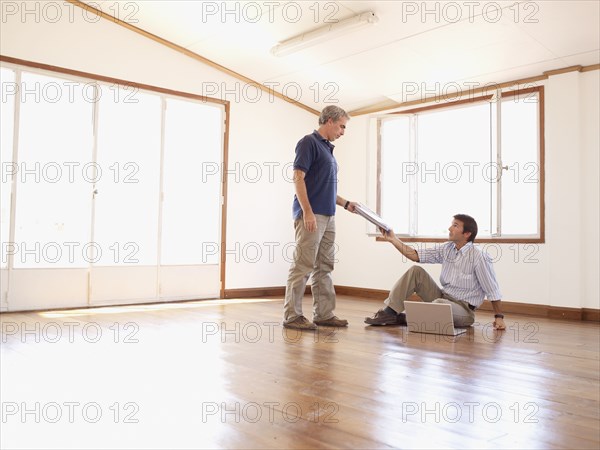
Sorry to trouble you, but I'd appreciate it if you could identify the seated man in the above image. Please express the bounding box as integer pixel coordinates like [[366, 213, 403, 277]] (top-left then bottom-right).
[[365, 214, 506, 330]]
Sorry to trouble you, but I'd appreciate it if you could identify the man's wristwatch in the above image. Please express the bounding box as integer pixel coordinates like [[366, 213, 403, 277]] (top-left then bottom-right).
[[344, 200, 350, 210], [494, 314, 504, 319]]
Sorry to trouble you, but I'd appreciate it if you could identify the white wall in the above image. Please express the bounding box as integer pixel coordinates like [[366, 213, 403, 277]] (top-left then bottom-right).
[[335, 70, 600, 310], [0, 3, 316, 291]]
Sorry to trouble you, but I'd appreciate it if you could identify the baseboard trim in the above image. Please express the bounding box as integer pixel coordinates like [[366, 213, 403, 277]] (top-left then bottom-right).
[[224, 285, 600, 322], [224, 286, 311, 299], [582, 308, 600, 322], [478, 300, 585, 321], [334, 285, 389, 300]]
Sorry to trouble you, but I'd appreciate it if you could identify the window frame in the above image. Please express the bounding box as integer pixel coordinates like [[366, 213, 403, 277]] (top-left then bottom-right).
[[376, 86, 545, 244]]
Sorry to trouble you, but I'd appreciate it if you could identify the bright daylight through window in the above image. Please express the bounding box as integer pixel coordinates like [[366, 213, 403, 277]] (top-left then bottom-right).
[[379, 88, 543, 242]]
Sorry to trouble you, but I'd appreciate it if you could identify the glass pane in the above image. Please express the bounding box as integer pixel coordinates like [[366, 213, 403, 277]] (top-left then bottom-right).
[[501, 94, 539, 235], [13, 72, 93, 268], [161, 98, 222, 265], [1, 68, 16, 268], [380, 117, 410, 234], [417, 102, 492, 237], [94, 85, 161, 266]]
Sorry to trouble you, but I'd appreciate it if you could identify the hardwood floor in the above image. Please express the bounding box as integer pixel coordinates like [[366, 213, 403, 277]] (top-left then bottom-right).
[[1, 296, 599, 449]]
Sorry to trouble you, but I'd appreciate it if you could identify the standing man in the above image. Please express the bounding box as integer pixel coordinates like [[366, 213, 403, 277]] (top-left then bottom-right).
[[283, 106, 356, 330], [364, 214, 506, 330]]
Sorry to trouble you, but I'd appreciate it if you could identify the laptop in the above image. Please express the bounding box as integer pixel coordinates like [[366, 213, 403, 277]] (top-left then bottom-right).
[[404, 301, 467, 336]]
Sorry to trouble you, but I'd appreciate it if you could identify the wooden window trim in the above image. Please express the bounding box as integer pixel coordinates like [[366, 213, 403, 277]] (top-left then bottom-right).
[[375, 237, 544, 244], [0, 55, 227, 105]]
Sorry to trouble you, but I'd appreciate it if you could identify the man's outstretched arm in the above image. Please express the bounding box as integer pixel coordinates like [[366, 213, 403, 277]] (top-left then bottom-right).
[[379, 228, 419, 262], [336, 195, 357, 213]]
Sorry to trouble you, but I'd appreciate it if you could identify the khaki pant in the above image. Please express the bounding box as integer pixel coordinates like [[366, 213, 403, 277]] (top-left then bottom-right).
[[385, 266, 475, 327], [284, 215, 336, 323]]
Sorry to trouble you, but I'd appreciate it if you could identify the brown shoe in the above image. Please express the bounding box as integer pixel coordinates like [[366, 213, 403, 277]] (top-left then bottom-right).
[[283, 315, 318, 330], [364, 309, 407, 326], [313, 316, 349, 327]]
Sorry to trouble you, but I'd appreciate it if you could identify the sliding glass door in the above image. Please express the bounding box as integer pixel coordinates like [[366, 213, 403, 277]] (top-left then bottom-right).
[[89, 85, 162, 305], [7, 71, 93, 310], [1, 65, 225, 311], [159, 98, 222, 300], [1, 67, 16, 309]]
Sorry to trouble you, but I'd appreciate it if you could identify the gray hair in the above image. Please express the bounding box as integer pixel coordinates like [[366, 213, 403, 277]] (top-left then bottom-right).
[[318, 105, 350, 125]]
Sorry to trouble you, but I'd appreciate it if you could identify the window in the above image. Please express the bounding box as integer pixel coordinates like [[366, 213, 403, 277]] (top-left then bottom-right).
[[161, 97, 223, 265], [378, 87, 544, 242], [93, 84, 162, 266], [0, 60, 226, 309], [12, 71, 94, 268], [1, 65, 225, 269]]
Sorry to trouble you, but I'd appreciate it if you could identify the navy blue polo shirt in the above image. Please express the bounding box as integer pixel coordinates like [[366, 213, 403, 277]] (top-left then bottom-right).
[[292, 130, 338, 220]]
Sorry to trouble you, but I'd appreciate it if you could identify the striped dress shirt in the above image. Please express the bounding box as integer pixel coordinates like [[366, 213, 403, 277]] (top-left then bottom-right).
[[418, 242, 502, 308]]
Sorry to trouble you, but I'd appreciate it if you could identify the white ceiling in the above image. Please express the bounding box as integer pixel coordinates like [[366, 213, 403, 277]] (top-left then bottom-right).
[[87, 0, 599, 114]]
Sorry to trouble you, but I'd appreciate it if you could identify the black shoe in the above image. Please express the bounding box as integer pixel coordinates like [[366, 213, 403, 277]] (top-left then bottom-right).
[[364, 309, 407, 326]]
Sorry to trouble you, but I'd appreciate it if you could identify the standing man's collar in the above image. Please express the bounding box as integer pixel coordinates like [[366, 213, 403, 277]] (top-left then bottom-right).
[[313, 130, 335, 150]]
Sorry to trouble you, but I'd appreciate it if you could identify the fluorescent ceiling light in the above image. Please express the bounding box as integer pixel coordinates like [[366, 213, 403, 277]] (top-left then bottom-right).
[[271, 11, 378, 57]]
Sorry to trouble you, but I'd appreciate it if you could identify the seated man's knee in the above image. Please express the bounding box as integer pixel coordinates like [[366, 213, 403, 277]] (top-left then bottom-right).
[[406, 266, 426, 276]]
